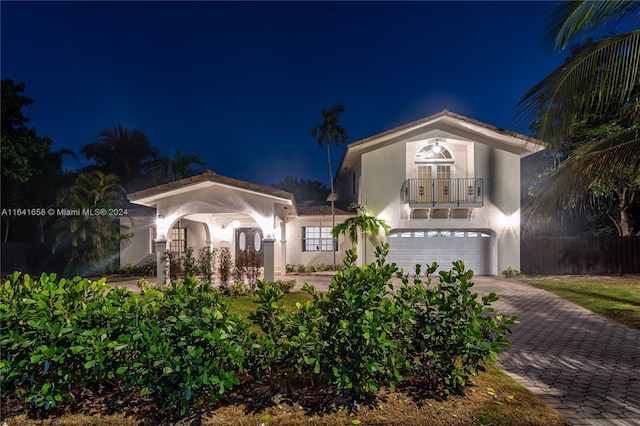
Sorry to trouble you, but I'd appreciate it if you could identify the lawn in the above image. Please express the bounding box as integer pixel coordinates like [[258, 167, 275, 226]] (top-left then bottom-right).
[[230, 291, 313, 321], [520, 275, 640, 329], [3, 289, 570, 426]]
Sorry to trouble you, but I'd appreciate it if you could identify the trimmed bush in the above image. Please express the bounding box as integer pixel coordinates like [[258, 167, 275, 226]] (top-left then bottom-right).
[[248, 245, 517, 395], [0, 272, 251, 415], [1, 246, 516, 416]]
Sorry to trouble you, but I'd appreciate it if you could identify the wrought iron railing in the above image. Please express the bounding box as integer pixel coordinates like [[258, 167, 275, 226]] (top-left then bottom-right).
[[400, 178, 484, 207]]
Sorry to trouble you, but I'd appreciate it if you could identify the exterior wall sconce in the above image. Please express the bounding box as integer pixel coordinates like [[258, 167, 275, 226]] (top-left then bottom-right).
[[157, 212, 165, 219]]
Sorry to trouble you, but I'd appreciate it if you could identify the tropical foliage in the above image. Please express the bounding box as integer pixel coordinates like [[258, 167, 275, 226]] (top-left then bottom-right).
[[153, 149, 207, 184], [518, 0, 640, 236], [332, 202, 390, 263], [0, 247, 515, 417], [81, 124, 159, 191], [54, 170, 129, 276]]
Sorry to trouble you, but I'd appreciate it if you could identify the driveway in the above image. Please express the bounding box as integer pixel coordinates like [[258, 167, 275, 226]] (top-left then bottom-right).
[[472, 276, 640, 426]]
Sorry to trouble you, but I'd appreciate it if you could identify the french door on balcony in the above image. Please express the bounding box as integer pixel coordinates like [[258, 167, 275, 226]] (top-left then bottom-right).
[[416, 164, 452, 203]]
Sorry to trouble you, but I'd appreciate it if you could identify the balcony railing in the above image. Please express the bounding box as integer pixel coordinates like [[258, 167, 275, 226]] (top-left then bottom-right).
[[400, 178, 484, 207]]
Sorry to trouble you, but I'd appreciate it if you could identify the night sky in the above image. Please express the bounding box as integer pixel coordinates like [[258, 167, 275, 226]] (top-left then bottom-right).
[[2, 1, 565, 188]]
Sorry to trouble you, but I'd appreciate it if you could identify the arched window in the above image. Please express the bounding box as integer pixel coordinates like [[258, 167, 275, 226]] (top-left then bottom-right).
[[415, 143, 452, 161]]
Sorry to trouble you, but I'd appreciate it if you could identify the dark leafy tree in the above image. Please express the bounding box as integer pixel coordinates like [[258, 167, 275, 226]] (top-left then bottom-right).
[[1, 78, 52, 183], [81, 124, 159, 191], [271, 176, 330, 201], [311, 104, 347, 268], [1, 78, 77, 247]]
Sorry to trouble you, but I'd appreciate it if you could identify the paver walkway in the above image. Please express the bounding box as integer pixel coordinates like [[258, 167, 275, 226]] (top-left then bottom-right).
[[112, 274, 640, 425], [472, 276, 640, 426]]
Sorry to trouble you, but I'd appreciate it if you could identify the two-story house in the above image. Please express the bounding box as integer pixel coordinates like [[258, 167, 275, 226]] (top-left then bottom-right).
[[121, 110, 544, 283], [333, 110, 544, 275]]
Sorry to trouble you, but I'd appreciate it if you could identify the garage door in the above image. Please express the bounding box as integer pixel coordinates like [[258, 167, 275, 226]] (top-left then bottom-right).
[[386, 230, 494, 275]]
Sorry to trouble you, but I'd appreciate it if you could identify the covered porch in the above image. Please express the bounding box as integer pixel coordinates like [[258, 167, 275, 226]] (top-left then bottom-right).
[[126, 171, 297, 285]]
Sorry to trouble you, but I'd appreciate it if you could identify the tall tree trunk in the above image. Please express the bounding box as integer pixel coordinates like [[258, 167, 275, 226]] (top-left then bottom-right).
[[610, 185, 635, 236], [619, 206, 631, 236]]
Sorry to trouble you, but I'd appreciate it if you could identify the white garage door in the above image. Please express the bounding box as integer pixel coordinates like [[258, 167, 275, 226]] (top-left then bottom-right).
[[386, 230, 494, 275]]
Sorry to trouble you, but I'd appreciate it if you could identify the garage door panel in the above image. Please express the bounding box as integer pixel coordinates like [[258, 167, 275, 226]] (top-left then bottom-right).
[[387, 230, 493, 275]]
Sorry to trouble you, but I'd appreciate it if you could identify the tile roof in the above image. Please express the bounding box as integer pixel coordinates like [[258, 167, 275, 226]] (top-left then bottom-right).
[[127, 170, 295, 203], [297, 200, 354, 216], [346, 109, 546, 150]]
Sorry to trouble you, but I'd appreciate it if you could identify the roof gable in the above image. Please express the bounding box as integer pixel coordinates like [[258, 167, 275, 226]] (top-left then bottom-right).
[[337, 110, 546, 174], [128, 170, 296, 209]]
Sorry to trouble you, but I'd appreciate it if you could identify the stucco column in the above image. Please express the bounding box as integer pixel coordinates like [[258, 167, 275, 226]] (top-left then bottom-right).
[[279, 221, 287, 276], [263, 238, 275, 282], [155, 239, 168, 285]]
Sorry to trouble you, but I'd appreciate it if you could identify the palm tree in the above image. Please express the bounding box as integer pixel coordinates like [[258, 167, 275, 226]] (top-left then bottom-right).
[[54, 170, 129, 276], [332, 203, 390, 263], [81, 124, 159, 191], [153, 149, 207, 184], [517, 0, 640, 236], [312, 104, 348, 269]]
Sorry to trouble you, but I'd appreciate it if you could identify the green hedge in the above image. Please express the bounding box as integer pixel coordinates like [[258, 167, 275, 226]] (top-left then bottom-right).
[[1, 245, 516, 415], [0, 272, 250, 414]]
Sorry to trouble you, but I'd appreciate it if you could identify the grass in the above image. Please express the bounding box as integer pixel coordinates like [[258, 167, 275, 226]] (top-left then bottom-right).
[[229, 291, 313, 320], [2, 290, 570, 426], [520, 275, 640, 329]]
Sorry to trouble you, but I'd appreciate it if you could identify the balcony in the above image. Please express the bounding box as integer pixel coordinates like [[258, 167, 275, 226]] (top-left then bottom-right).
[[400, 178, 484, 208]]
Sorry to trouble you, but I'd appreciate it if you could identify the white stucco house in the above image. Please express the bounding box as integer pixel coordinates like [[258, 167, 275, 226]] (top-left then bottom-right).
[[121, 110, 544, 284]]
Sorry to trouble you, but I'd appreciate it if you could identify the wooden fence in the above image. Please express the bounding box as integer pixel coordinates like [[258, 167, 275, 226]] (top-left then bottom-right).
[[521, 236, 640, 275], [1, 243, 67, 276]]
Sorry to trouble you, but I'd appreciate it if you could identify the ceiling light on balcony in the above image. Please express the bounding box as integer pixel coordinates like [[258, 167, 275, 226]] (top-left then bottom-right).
[[433, 141, 442, 153]]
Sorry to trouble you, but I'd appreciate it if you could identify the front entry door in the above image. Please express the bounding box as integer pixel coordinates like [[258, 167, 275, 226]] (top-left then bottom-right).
[[235, 228, 264, 266]]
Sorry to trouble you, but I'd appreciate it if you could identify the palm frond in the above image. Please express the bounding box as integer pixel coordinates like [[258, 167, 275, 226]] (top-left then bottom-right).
[[546, 0, 640, 51], [312, 103, 347, 148], [517, 31, 640, 147], [566, 125, 640, 180]]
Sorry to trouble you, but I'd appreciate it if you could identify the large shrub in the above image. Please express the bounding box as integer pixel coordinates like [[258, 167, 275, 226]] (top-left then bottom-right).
[[0, 272, 251, 415], [249, 245, 516, 395], [0, 272, 125, 409], [1, 246, 516, 416], [119, 275, 250, 414]]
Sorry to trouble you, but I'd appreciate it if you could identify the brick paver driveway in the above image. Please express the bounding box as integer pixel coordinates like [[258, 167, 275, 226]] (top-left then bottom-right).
[[473, 276, 640, 426]]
